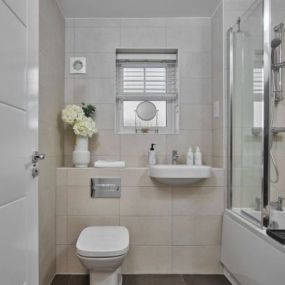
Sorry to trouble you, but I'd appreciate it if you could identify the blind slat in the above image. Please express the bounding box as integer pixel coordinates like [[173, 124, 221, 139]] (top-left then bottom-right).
[[117, 60, 177, 96]]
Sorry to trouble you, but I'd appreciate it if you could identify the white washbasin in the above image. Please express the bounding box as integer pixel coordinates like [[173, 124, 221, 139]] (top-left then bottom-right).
[[149, 164, 212, 185]]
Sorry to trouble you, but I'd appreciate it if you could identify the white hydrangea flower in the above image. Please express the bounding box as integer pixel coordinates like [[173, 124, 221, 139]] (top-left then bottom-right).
[[62, 105, 85, 125], [73, 117, 97, 138]]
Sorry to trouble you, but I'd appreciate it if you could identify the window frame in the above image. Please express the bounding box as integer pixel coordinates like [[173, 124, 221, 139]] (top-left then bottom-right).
[[115, 50, 179, 134]]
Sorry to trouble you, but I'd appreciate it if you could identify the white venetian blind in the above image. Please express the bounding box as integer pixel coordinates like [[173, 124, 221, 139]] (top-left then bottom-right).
[[117, 60, 177, 98]]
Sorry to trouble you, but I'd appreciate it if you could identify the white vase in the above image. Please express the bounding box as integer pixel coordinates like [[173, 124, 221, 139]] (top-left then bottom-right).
[[73, 135, 90, 168]]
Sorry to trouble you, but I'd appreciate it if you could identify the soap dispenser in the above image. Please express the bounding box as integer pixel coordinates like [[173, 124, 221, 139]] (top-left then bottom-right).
[[194, 146, 202, 166], [186, 146, 194, 165], [148, 143, 157, 165]]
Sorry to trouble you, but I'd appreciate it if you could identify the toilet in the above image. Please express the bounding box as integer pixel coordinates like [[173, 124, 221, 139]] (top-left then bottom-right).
[[76, 226, 129, 285]]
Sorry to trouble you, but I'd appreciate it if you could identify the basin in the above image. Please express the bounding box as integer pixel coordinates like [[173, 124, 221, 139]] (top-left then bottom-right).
[[149, 164, 212, 186]]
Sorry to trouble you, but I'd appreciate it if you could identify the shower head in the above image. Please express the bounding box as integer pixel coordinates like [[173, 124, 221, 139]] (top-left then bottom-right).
[[271, 38, 282, 49]]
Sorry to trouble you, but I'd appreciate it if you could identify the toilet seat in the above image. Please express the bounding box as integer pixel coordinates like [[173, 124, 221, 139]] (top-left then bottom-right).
[[76, 226, 129, 258]]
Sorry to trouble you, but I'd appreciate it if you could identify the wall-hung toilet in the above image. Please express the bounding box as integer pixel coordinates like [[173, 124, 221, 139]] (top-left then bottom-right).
[[76, 226, 129, 285]]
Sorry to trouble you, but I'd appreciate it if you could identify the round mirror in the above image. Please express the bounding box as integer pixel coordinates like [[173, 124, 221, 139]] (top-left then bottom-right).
[[136, 101, 157, 121], [73, 60, 84, 71]]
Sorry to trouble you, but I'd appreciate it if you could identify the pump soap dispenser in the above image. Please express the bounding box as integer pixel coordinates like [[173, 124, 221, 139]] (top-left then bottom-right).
[[148, 143, 157, 165]]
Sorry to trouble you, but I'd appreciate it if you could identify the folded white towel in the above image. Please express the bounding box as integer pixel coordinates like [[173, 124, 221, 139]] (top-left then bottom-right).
[[94, 160, 126, 168]]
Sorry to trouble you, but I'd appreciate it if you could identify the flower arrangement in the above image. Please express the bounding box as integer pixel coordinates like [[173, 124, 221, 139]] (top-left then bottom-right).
[[62, 103, 97, 137]]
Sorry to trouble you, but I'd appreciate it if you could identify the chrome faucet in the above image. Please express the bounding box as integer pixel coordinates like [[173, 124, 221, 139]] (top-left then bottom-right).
[[172, 150, 179, 165], [270, 196, 285, 211]]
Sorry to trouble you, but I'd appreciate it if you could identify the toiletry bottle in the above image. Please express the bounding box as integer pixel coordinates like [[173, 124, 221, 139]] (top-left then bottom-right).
[[194, 146, 202, 166], [186, 146, 194, 165], [148, 143, 157, 165]]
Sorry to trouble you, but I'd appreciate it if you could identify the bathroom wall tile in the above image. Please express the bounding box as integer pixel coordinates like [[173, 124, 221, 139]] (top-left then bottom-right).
[[172, 215, 222, 246], [74, 27, 120, 53], [89, 130, 120, 156], [75, 18, 121, 28], [213, 129, 224, 157], [121, 134, 167, 156], [179, 52, 211, 78], [67, 215, 119, 244], [68, 186, 120, 216], [65, 53, 116, 79], [120, 187, 172, 216], [120, 168, 160, 187], [180, 104, 212, 130], [172, 246, 222, 274], [120, 216, 172, 245], [166, 130, 213, 157], [67, 168, 120, 186], [94, 104, 115, 130], [172, 187, 224, 216], [56, 216, 67, 244], [57, 168, 67, 186], [121, 27, 166, 48], [121, 154, 167, 168], [65, 28, 74, 53], [180, 77, 211, 104], [195, 168, 224, 187], [72, 78, 115, 104], [121, 18, 166, 28], [166, 22, 210, 53], [56, 188, 67, 215], [67, 246, 87, 274], [123, 246, 172, 274], [56, 245, 68, 273]]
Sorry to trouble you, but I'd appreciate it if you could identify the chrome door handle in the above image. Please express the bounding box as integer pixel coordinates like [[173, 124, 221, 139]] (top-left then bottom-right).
[[32, 151, 45, 163]]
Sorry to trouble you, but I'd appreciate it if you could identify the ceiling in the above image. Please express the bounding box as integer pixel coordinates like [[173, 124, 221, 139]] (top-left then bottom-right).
[[56, 0, 221, 18]]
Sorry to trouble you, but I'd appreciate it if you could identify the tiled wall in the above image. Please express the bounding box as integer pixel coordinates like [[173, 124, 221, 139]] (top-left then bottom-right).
[[39, 0, 65, 284], [211, 2, 224, 168], [64, 18, 214, 167], [56, 167, 224, 274]]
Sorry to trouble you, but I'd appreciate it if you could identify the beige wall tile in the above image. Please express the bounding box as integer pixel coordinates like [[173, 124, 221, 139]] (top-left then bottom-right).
[[120, 216, 172, 245], [120, 187, 171, 216], [120, 168, 159, 187], [67, 245, 87, 274], [68, 186, 120, 216], [67, 168, 120, 186], [123, 246, 172, 274], [56, 187, 67, 215], [172, 215, 222, 245], [56, 245, 68, 273], [121, 27, 166, 48], [172, 245, 222, 274], [56, 216, 67, 244], [67, 215, 119, 244], [57, 168, 67, 186], [172, 187, 224, 216]]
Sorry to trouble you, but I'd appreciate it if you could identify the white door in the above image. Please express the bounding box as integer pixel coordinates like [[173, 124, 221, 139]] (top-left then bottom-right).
[[0, 0, 39, 285]]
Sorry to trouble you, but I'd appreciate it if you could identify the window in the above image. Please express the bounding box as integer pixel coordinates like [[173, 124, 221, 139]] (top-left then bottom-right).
[[116, 50, 178, 133]]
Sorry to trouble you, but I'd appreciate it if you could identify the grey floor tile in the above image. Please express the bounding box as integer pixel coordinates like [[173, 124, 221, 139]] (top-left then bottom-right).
[[183, 275, 231, 285], [126, 274, 186, 285], [69, 275, 89, 285], [50, 275, 70, 285]]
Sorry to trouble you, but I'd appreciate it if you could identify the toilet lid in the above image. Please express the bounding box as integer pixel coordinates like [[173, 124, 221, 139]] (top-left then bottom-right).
[[76, 226, 129, 258]]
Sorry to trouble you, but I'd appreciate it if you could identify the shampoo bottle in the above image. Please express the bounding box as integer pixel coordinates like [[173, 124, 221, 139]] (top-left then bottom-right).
[[194, 146, 202, 166], [148, 143, 156, 165], [186, 146, 194, 165]]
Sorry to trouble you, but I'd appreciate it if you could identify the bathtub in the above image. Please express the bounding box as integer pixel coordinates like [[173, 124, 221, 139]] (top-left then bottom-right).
[[221, 209, 285, 285]]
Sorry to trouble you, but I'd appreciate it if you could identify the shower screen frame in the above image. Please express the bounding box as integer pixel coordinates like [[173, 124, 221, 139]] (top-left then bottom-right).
[[226, 0, 271, 228]]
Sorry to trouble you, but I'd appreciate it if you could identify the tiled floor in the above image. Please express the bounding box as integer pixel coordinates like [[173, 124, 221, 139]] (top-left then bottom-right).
[[51, 274, 231, 285]]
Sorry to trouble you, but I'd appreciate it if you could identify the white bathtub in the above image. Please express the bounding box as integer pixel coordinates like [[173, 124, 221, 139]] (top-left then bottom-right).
[[221, 209, 285, 285]]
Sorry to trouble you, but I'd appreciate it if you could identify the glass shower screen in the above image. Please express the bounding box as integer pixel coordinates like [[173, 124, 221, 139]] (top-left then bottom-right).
[[227, 0, 268, 226]]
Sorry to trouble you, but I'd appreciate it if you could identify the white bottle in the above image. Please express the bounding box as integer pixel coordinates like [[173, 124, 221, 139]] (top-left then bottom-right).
[[186, 146, 194, 165], [148, 143, 156, 165], [194, 146, 202, 166]]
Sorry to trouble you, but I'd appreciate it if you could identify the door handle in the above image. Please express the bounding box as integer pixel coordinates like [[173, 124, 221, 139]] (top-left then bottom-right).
[[32, 151, 45, 163]]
